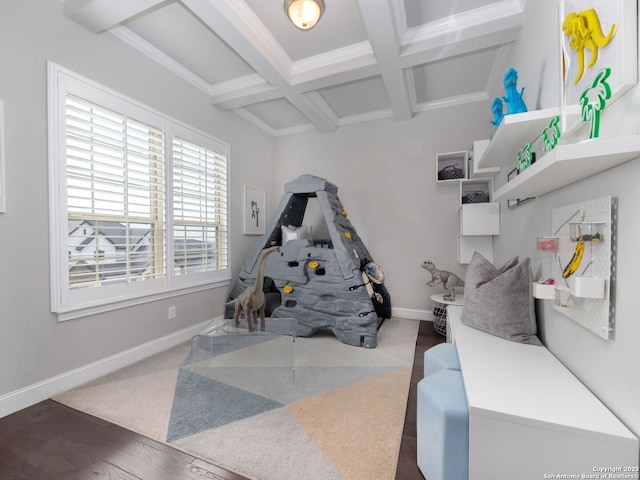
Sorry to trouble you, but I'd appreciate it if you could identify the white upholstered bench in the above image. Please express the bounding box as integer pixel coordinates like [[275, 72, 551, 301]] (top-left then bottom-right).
[[447, 305, 638, 479]]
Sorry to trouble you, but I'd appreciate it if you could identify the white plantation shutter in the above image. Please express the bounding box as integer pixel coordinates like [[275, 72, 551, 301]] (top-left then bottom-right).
[[48, 63, 230, 319], [172, 136, 228, 275], [66, 95, 166, 288]]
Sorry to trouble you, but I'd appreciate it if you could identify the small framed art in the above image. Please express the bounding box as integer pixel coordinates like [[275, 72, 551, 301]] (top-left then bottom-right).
[[243, 185, 265, 235]]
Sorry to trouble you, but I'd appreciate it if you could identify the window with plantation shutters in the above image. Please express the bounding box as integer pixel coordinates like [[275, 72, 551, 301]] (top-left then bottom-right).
[[48, 63, 230, 320], [172, 136, 228, 276], [66, 95, 166, 289]]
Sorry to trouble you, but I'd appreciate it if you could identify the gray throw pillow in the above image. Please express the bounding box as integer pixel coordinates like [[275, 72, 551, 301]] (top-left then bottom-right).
[[461, 252, 541, 345]]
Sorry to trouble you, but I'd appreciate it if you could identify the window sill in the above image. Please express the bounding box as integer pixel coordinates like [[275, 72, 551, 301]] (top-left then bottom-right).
[[55, 279, 230, 322]]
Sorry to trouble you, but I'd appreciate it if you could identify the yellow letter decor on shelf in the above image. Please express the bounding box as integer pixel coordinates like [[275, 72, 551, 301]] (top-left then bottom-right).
[[562, 8, 616, 84]]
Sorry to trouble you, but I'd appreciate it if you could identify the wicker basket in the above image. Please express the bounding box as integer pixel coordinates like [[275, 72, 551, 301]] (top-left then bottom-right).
[[432, 306, 448, 336], [462, 191, 490, 204], [438, 165, 464, 181]]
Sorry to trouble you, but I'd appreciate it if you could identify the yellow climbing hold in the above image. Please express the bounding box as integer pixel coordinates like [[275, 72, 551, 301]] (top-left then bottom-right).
[[344, 232, 351, 239], [309, 261, 319, 269], [283, 285, 293, 294], [342, 209, 348, 216]]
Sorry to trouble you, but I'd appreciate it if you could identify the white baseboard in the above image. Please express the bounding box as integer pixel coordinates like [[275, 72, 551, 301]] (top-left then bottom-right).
[[0, 318, 214, 419], [392, 307, 434, 321]]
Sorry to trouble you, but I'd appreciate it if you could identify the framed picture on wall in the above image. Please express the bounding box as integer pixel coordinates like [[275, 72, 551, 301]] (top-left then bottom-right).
[[243, 185, 265, 235], [561, 0, 638, 111]]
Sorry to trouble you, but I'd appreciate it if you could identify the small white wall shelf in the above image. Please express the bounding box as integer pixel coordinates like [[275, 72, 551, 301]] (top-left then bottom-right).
[[460, 203, 500, 236], [460, 178, 492, 206], [494, 136, 640, 201], [469, 139, 500, 178], [436, 151, 467, 184], [477, 108, 561, 170], [458, 201, 499, 264]]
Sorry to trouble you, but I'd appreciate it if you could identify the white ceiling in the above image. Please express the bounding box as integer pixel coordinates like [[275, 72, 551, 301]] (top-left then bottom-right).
[[63, 0, 525, 136]]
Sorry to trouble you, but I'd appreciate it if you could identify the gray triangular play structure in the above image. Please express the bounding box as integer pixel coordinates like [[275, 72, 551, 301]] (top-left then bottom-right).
[[226, 174, 390, 348]]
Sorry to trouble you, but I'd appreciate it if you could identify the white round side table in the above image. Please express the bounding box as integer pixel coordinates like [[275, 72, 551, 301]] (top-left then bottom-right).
[[430, 293, 464, 337]]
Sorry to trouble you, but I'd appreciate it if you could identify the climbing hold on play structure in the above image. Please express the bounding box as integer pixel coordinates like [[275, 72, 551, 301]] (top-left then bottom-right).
[[344, 232, 351, 239], [283, 285, 293, 294], [309, 261, 319, 269]]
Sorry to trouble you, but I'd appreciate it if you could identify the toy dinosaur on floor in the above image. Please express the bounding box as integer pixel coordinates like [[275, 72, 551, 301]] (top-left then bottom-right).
[[224, 246, 280, 332], [421, 260, 465, 301]]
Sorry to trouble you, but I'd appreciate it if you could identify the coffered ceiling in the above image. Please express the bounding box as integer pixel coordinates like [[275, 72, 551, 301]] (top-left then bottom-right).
[[63, 0, 525, 136]]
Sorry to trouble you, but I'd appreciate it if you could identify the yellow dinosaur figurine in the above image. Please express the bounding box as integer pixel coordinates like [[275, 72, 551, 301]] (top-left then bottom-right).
[[562, 9, 616, 84]]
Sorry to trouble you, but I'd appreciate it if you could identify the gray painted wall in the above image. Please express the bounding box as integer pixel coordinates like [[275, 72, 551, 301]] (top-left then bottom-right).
[[0, 0, 275, 397], [273, 102, 493, 311]]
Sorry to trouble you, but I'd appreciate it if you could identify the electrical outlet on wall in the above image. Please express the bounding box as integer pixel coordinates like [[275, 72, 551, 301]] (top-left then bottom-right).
[[168, 306, 176, 320]]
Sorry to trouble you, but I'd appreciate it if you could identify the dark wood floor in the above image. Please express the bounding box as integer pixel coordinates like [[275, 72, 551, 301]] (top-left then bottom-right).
[[0, 321, 443, 480], [395, 320, 445, 480]]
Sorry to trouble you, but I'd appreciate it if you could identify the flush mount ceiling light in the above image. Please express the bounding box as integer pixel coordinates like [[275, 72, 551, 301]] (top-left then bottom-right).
[[284, 0, 325, 30]]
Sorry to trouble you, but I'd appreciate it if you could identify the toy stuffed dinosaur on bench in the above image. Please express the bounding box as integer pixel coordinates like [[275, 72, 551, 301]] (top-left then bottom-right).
[[421, 260, 465, 301]]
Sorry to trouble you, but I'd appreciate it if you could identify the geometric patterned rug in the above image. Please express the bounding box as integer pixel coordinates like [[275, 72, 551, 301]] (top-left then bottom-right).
[[53, 318, 419, 480]]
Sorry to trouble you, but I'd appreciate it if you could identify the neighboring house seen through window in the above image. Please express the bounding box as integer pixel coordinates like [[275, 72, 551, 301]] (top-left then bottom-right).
[[48, 63, 229, 320]]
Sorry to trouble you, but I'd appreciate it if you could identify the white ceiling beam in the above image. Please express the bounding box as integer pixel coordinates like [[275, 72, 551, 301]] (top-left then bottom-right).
[[63, 0, 166, 33], [210, 75, 281, 110], [181, 0, 336, 132], [215, 43, 380, 107], [110, 26, 214, 94], [180, 0, 291, 86], [286, 92, 338, 133], [356, 0, 413, 121], [290, 42, 378, 86]]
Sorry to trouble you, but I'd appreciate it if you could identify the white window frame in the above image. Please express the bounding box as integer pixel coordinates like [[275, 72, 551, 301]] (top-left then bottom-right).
[[48, 62, 230, 321]]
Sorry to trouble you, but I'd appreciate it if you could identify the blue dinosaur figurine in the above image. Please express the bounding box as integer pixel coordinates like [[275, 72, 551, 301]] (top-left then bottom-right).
[[490, 97, 504, 128], [502, 67, 527, 114]]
